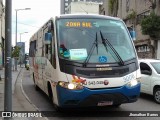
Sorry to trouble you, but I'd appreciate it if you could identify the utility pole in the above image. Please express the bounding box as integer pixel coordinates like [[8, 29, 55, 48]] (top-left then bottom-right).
[[4, 0, 12, 119], [15, 10, 18, 71]]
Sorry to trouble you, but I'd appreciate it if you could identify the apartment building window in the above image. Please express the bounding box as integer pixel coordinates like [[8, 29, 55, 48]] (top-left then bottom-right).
[[137, 45, 150, 52], [126, 0, 130, 12], [65, 3, 68, 6], [136, 10, 150, 24]]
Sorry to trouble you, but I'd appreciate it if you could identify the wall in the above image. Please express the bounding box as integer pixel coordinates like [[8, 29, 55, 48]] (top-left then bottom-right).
[[99, 0, 109, 15], [67, 2, 100, 14], [157, 40, 160, 59], [61, 0, 103, 14]]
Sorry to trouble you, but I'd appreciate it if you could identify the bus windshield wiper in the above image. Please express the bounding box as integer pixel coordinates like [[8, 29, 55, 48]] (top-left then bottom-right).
[[83, 32, 98, 67], [100, 31, 124, 66]]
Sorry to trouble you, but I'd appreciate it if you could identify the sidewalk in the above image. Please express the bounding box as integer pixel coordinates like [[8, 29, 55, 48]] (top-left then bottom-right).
[[0, 66, 47, 120]]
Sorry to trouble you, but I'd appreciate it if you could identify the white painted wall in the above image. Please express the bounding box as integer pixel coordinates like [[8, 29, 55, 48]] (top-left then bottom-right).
[[67, 2, 100, 14], [0, 0, 5, 69], [157, 40, 160, 59]]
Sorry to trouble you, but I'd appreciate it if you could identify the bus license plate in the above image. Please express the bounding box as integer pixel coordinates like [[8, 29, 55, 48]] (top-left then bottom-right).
[[97, 101, 113, 106]]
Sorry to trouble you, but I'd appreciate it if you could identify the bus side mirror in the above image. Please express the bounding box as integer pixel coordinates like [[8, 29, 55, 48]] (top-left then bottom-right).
[[45, 33, 52, 44], [48, 22, 54, 32], [127, 27, 136, 40], [48, 25, 52, 32], [130, 30, 136, 40]]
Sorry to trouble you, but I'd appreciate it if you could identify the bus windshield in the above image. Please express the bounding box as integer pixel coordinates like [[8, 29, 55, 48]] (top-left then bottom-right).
[[57, 18, 136, 64]]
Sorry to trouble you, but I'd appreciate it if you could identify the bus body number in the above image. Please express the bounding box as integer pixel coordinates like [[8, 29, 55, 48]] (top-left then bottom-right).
[[85, 81, 104, 85], [123, 73, 135, 83]]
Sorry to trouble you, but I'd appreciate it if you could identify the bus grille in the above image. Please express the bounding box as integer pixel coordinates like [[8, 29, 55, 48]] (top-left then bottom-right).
[[79, 93, 128, 106], [76, 68, 129, 77]]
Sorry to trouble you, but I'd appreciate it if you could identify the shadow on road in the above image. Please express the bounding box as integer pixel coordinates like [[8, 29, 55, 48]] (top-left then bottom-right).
[[139, 93, 154, 103]]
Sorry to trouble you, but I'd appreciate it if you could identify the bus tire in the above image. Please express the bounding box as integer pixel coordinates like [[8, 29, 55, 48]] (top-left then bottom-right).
[[54, 104, 63, 112], [48, 82, 53, 102], [33, 73, 39, 91], [35, 84, 39, 91], [47, 82, 62, 112]]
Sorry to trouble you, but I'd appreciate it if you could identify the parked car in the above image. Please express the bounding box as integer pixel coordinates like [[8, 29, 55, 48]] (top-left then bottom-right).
[[139, 59, 160, 104]]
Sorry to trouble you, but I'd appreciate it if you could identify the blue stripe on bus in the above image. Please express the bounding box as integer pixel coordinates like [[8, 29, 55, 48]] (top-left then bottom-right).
[[56, 83, 140, 107]]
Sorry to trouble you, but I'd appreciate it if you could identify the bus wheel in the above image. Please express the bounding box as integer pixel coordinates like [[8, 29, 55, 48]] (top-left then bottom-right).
[[35, 84, 39, 91], [48, 82, 53, 102], [54, 104, 63, 112], [33, 73, 39, 91], [47, 83, 62, 112]]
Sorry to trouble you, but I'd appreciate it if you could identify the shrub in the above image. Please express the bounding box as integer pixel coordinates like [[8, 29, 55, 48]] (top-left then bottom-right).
[[12, 46, 21, 58], [141, 12, 160, 38]]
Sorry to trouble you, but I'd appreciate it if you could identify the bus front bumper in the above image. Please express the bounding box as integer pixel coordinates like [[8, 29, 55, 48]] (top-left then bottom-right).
[[56, 83, 140, 108]]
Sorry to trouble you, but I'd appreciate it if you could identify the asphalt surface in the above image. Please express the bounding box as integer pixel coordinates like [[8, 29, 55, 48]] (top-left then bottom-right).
[[22, 69, 160, 120]]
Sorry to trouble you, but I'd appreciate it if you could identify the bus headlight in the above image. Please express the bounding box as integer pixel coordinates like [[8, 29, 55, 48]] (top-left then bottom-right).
[[68, 83, 75, 89], [58, 81, 84, 90], [126, 79, 138, 87]]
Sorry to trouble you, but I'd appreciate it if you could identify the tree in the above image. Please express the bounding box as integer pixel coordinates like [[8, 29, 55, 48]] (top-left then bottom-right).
[[12, 46, 21, 58], [148, 0, 157, 12], [141, 12, 160, 39], [108, 0, 119, 17], [126, 9, 137, 25], [0, 43, 4, 50]]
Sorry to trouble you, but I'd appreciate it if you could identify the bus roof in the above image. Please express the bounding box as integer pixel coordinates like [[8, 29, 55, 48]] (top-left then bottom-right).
[[56, 14, 122, 21]]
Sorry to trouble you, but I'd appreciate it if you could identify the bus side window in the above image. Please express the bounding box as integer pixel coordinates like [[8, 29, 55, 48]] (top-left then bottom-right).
[[52, 38, 56, 69], [44, 33, 52, 61], [45, 44, 51, 60]]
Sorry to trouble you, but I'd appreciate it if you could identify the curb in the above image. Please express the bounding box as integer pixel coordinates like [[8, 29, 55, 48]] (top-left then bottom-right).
[[20, 78, 39, 111], [13, 68, 23, 94], [20, 69, 48, 120]]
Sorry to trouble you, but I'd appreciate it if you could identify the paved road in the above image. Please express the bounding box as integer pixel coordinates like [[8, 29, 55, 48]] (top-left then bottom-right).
[[22, 69, 160, 120]]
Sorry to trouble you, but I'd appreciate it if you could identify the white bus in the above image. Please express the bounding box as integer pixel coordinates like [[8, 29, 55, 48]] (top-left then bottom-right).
[[29, 14, 141, 110]]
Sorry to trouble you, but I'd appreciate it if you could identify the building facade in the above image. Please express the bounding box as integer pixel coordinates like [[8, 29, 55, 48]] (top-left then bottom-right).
[[66, 1, 101, 14], [100, 0, 160, 59], [0, 0, 5, 69], [60, 0, 103, 14]]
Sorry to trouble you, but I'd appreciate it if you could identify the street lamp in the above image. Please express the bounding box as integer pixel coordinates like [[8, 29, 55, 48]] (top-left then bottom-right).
[[19, 32, 28, 67], [15, 8, 31, 70], [15, 8, 31, 46]]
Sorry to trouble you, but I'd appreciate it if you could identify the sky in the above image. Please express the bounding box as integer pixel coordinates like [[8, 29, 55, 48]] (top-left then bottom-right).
[[3, 0, 60, 53]]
